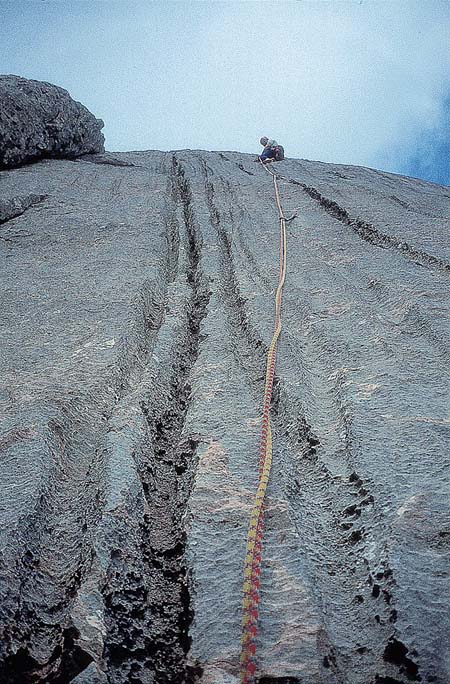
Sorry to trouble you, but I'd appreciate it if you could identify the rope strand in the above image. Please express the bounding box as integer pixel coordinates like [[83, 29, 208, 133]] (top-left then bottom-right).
[[240, 161, 288, 683]]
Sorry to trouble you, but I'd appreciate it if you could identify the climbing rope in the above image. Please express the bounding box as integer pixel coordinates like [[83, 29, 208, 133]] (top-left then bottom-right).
[[240, 160, 287, 684]]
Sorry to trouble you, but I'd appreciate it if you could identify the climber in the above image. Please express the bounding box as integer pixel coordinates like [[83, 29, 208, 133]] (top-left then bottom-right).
[[258, 136, 285, 164]]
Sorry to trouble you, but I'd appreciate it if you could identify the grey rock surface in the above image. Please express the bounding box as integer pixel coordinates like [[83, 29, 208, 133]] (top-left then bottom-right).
[[0, 150, 449, 684], [0, 75, 104, 168]]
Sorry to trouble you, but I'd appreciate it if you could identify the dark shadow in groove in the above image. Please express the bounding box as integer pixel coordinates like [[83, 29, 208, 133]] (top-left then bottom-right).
[[237, 162, 254, 176], [383, 639, 420, 681]]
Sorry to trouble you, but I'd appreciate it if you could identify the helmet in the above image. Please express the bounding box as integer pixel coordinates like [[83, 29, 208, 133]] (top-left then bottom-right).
[[260, 136, 268, 146]]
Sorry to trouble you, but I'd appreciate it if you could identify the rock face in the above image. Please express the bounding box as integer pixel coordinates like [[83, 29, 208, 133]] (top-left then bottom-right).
[[0, 75, 104, 168], [0, 149, 449, 684]]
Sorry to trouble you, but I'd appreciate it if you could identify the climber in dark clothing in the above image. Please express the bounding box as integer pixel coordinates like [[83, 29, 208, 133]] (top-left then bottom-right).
[[258, 136, 285, 163]]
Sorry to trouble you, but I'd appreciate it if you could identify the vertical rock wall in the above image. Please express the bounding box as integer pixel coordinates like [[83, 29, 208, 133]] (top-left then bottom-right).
[[0, 149, 449, 684]]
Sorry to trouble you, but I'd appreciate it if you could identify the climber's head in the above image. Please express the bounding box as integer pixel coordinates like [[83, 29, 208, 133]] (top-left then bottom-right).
[[260, 136, 269, 146]]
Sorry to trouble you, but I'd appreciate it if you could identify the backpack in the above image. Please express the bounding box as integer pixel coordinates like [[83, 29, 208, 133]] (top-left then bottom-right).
[[274, 145, 284, 161]]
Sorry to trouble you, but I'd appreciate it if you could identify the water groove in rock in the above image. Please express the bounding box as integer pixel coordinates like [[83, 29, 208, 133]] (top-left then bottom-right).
[[289, 179, 450, 274], [100, 155, 210, 684]]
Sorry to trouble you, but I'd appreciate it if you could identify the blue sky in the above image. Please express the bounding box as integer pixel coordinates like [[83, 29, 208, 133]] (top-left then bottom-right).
[[1, 0, 449, 185]]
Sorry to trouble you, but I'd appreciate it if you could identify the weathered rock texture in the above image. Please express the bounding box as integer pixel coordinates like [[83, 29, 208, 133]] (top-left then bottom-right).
[[0, 75, 104, 168], [0, 149, 449, 684]]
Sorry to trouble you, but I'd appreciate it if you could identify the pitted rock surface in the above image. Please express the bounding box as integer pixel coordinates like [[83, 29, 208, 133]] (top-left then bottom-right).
[[0, 75, 104, 168], [0, 149, 449, 684]]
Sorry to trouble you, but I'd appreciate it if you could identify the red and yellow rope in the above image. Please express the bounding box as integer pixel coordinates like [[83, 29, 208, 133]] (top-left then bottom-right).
[[240, 164, 287, 683]]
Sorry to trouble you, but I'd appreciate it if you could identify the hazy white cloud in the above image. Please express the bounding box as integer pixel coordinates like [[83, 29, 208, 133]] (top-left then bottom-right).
[[1, 0, 449, 180]]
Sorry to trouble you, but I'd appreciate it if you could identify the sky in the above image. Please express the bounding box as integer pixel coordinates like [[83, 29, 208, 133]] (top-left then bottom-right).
[[1, 0, 449, 185]]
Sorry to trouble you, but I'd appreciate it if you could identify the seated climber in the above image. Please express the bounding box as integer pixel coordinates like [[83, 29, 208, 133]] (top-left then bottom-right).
[[258, 136, 285, 164]]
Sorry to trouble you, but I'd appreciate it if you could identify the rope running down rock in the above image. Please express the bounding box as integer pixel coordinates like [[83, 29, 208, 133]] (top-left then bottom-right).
[[240, 160, 288, 683]]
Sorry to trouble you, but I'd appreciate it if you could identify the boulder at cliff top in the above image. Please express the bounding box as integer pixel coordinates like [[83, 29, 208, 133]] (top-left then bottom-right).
[[0, 75, 104, 168]]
